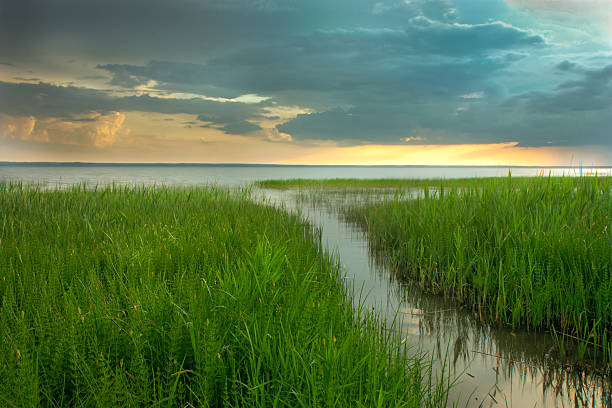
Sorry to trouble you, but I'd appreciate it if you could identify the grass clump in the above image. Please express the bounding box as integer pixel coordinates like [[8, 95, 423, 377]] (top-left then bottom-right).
[[0, 183, 446, 407], [343, 175, 612, 365]]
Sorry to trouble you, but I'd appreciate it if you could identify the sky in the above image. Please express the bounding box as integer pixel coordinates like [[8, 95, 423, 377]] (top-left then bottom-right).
[[0, 0, 611, 165]]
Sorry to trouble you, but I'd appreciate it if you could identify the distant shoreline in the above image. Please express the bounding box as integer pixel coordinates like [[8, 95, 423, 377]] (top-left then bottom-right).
[[1, 161, 610, 169]]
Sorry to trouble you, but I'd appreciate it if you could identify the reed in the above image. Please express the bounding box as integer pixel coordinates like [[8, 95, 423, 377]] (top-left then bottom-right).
[[0, 183, 447, 407], [255, 175, 601, 190], [341, 175, 612, 366]]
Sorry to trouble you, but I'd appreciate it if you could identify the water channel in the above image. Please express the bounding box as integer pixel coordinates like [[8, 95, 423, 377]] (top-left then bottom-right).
[[261, 187, 611, 408]]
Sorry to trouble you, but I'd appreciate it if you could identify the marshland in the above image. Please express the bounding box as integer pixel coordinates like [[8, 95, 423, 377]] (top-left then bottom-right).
[[1, 166, 612, 407], [0, 182, 450, 407], [258, 174, 612, 406]]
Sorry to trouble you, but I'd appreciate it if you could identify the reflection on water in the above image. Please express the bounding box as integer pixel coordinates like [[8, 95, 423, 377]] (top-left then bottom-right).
[[261, 188, 612, 408]]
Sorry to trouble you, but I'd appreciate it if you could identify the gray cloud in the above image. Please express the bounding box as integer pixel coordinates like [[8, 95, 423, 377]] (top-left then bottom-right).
[[556, 60, 578, 72], [508, 64, 612, 114], [220, 121, 262, 134], [97, 18, 544, 99], [0, 81, 267, 136], [279, 62, 612, 147], [401, 17, 544, 56], [0, 0, 386, 62], [0, 81, 111, 118], [98, 61, 242, 98], [1, 0, 609, 151]]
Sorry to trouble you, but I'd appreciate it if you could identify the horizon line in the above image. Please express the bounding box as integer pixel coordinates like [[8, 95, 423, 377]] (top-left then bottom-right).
[[1, 161, 611, 169]]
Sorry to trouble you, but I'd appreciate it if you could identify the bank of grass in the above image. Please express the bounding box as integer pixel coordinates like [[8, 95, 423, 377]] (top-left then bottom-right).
[[257, 177, 476, 190], [255, 175, 600, 190], [0, 183, 448, 407], [339, 175, 612, 365]]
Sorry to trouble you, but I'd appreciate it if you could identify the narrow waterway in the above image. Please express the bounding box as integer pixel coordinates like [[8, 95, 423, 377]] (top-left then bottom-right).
[[261, 188, 611, 408]]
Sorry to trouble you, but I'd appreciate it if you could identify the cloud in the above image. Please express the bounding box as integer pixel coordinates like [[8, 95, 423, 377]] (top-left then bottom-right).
[[402, 136, 424, 142], [401, 17, 545, 56], [0, 111, 128, 147], [278, 58, 612, 147], [264, 127, 293, 142], [91, 16, 542, 148], [507, 0, 612, 15], [0, 81, 111, 118], [278, 107, 420, 144], [555, 60, 579, 72], [0, 0, 608, 153], [0, 81, 270, 137], [460, 91, 485, 99], [2, 0, 550, 149], [87, 112, 128, 147], [506, 0, 612, 33], [97, 18, 544, 99], [219, 121, 262, 134], [509, 63, 612, 114], [0, 115, 37, 141]]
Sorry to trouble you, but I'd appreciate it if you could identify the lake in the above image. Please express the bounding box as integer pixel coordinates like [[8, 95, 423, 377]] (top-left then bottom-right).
[[1, 163, 610, 187]]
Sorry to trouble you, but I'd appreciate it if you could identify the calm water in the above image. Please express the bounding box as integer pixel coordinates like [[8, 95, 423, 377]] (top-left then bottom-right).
[[3, 164, 612, 407], [1, 164, 610, 186]]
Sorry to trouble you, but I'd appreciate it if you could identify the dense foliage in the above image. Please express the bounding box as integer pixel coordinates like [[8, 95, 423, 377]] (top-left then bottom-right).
[[345, 176, 612, 364], [0, 183, 446, 407]]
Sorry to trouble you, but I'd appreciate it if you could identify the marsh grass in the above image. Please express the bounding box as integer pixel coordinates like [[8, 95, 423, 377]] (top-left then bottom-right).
[[255, 176, 600, 190], [338, 175, 612, 366], [257, 178, 472, 190], [0, 183, 447, 407]]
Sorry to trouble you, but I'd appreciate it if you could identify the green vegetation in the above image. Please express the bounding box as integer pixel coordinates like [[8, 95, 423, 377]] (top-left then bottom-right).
[[255, 175, 606, 190], [339, 176, 612, 366], [256, 177, 478, 190], [0, 183, 447, 407]]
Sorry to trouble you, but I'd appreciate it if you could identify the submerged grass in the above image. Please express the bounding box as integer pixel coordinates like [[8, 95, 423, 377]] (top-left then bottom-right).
[[0, 183, 447, 407], [338, 175, 612, 366]]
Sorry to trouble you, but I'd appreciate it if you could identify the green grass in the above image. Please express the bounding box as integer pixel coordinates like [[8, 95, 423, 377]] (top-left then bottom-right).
[[255, 175, 608, 190], [0, 183, 448, 407], [338, 175, 612, 366], [257, 177, 474, 190]]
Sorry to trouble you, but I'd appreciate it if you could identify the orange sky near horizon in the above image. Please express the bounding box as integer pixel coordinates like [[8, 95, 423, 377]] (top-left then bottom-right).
[[1, 138, 608, 166], [1, 111, 609, 166]]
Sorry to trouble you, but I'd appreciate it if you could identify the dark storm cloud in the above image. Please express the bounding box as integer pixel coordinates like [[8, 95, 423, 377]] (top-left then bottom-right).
[[401, 17, 544, 56], [556, 60, 579, 72], [98, 61, 242, 99], [278, 107, 415, 144], [0, 81, 267, 135], [86, 7, 546, 145], [1, 0, 610, 148], [507, 64, 612, 114], [97, 19, 544, 97], [0, 81, 111, 118], [0, 0, 388, 61], [220, 121, 262, 135], [280, 60, 612, 147]]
